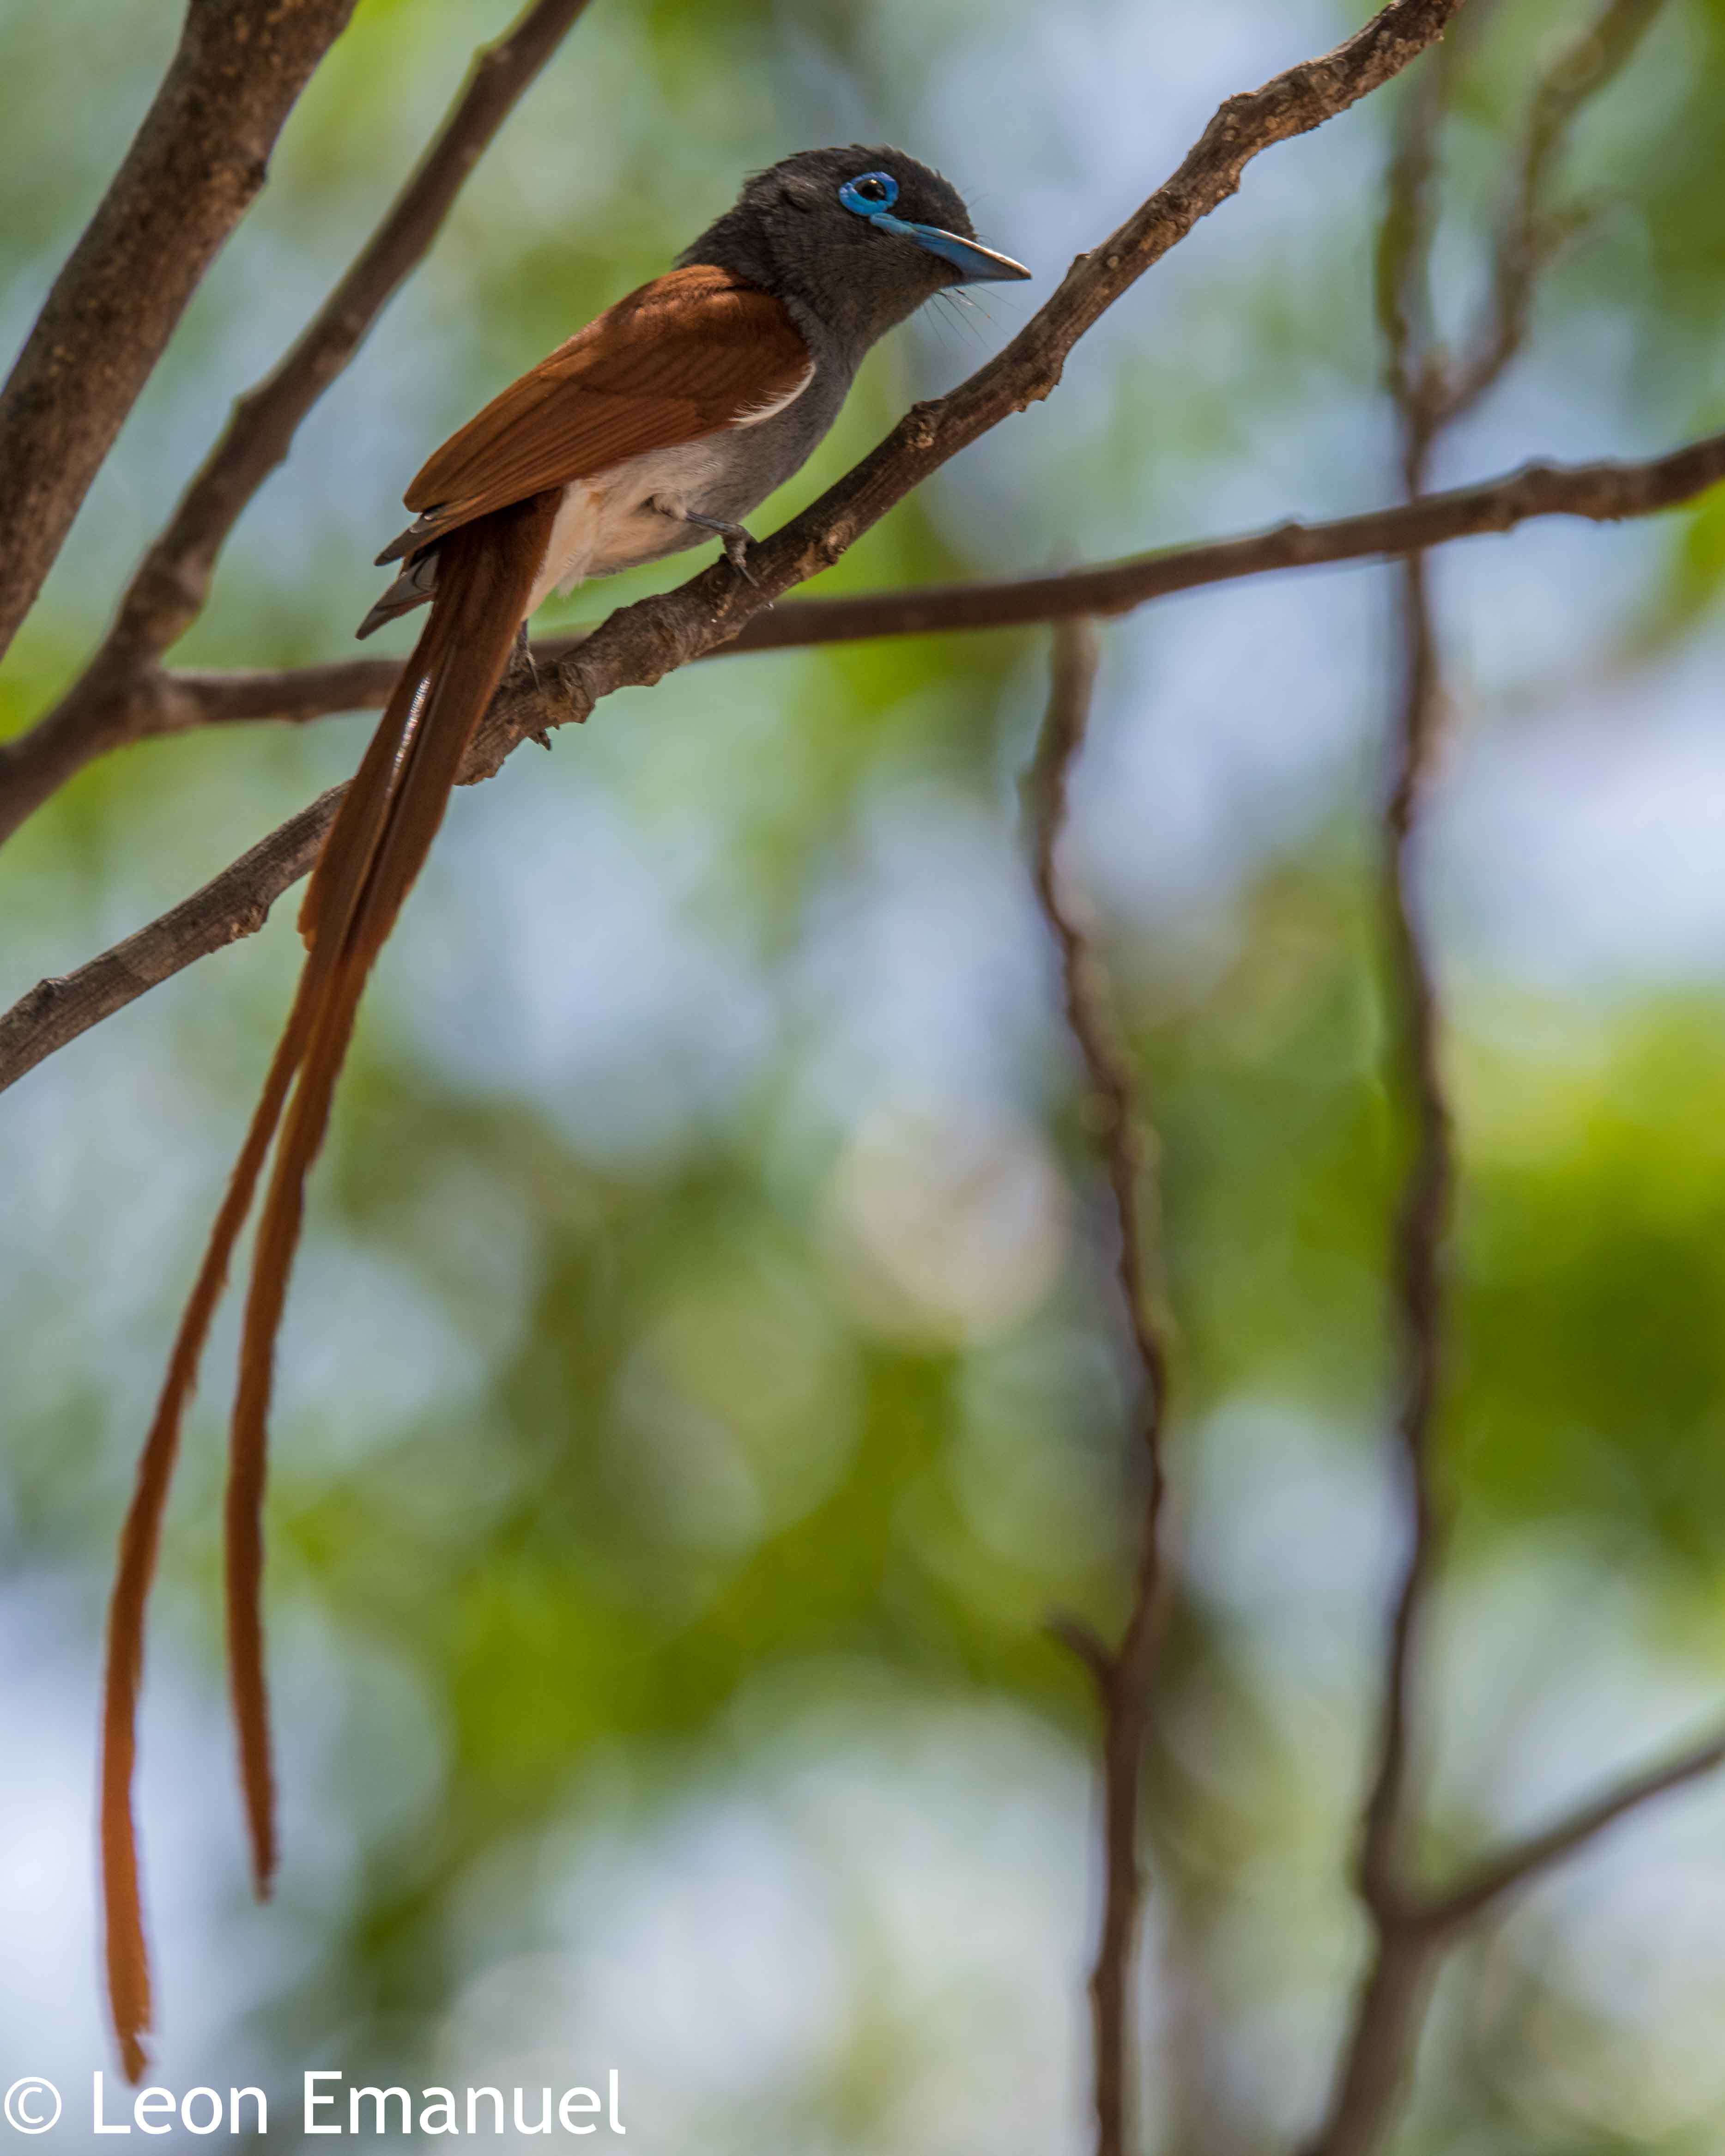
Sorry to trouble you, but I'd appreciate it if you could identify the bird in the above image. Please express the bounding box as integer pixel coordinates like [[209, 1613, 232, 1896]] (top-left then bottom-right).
[[97, 146, 1028, 2079]]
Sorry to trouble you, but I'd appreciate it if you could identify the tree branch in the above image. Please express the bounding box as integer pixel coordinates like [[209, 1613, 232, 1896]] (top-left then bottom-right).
[[1028, 622, 1173, 2156], [0, 790, 341, 1084], [1418, 1716, 1725, 1934], [1356, 14, 1457, 1895], [1444, 0, 1670, 419], [0, 0, 1471, 1096], [1309, 6, 1674, 2150], [0, 0, 361, 667], [1356, 542, 1450, 1903], [48, 424, 1725, 744], [1301, 1933, 1440, 2156], [0, 0, 597, 844], [12, 417, 1725, 1097], [1306, 43, 1471, 2156], [1299, 1713, 1725, 2156]]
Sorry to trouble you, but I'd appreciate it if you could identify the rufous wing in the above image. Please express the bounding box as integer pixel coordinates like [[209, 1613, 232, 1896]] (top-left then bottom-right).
[[385, 266, 813, 554]]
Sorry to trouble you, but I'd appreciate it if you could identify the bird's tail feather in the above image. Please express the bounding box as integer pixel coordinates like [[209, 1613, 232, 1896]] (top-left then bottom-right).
[[99, 487, 559, 2081]]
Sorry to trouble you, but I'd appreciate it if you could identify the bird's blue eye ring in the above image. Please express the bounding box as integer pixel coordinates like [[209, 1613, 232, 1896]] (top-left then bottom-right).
[[839, 171, 899, 215]]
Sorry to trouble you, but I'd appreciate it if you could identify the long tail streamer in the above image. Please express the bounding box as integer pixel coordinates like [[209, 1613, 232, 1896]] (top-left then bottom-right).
[[100, 490, 559, 2078]]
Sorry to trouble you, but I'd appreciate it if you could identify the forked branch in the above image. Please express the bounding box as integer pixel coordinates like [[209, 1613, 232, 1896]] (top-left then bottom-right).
[[1311, 5, 1677, 2150], [1028, 622, 1173, 2156], [0, 0, 598, 843]]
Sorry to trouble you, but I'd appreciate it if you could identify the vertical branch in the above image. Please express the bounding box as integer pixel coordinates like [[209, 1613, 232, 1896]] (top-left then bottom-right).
[[1450, 0, 1669, 412], [1359, 559, 1452, 1914], [1310, 6, 1671, 2151], [1305, 340, 1455, 2156], [1372, 25, 1450, 436], [1353, 0, 1462, 1919], [1301, 58, 1463, 2156], [0, 0, 361, 665], [1027, 620, 1173, 2156], [1312, 47, 1461, 2152], [1306, 514, 1454, 2156]]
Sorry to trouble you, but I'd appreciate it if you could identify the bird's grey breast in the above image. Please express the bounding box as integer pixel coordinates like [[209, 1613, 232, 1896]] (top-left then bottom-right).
[[687, 342, 854, 522], [566, 342, 855, 588]]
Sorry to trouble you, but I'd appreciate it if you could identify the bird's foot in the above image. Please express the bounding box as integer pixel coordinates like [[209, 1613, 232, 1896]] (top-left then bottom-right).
[[510, 623, 552, 748], [510, 621, 541, 686], [679, 510, 760, 588], [720, 527, 759, 587]]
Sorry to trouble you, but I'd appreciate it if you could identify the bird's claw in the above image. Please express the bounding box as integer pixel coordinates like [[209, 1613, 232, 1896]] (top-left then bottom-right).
[[721, 528, 759, 587], [512, 624, 551, 743]]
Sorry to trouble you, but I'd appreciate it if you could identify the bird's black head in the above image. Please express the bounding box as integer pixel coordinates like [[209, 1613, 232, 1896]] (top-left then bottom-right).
[[680, 145, 1029, 351]]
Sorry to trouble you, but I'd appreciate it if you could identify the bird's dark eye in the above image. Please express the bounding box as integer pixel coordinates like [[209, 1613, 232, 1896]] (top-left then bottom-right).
[[838, 171, 899, 216]]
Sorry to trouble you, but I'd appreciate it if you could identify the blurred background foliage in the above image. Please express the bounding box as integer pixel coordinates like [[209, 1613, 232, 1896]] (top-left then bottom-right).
[[6, 0, 1725, 2150]]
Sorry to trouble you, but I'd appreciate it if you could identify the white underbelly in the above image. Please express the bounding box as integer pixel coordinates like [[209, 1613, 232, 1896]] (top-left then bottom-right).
[[524, 437, 733, 616]]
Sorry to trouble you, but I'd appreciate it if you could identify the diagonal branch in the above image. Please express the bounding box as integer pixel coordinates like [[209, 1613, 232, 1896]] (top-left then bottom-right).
[[0, 0, 361, 668], [12, 419, 1725, 1097], [1417, 1715, 1725, 1935], [1028, 622, 1173, 2156], [1297, 1712, 1725, 2156], [0, 0, 598, 845], [0, 791, 342, 1090], [1443, 0, 1670, 420], [45, 424, 1725, 745]]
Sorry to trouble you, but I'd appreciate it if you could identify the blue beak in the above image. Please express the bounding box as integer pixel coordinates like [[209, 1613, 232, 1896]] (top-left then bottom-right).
[[872, 211, 1031, 283]]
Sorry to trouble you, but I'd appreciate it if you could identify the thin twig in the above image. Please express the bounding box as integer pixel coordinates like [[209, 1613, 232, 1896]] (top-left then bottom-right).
[[1417, 1716, 1725, 1934], [1309, 6, 1673, 2151], [1305, 548, 1451, 2156], [0, 792, 342, 1085], [1028, 622, 1173, 2156], [1444, 0, 1670, 419], [1372, 0, 1453, 440], [1357, 536, 1450, 1922], [16, 417, 1725, 1097], [37, 424, 1725, 749], [1311, 39, 1469, 2156], [1301, 1713, 1725, 2156], [0, 0, 597, 845], [0, 0, 361, 668], [1357, 22, 1456, 1883]]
